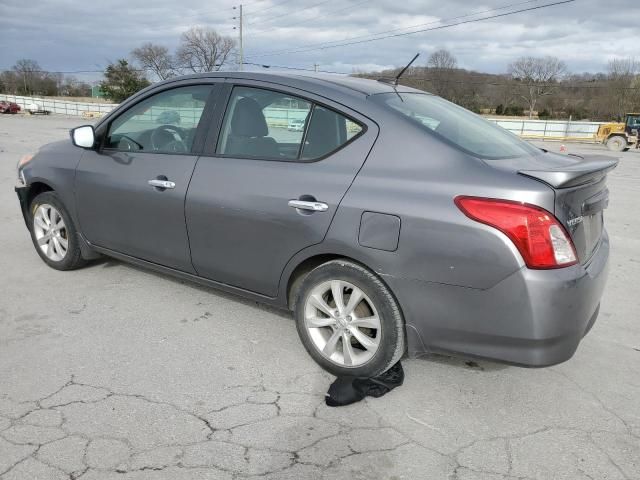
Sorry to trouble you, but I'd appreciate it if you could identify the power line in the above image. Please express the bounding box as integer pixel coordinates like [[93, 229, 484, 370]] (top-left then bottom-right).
[[239, 0, 272, 7], [246, 0, 369, 37], [246, 0, 334, 27], [0, 69, 143, 74], [245, 0, 575, 59], [242, 61, 346, 74], [243, 0, 298, 17], [248, 0, 538, 40]]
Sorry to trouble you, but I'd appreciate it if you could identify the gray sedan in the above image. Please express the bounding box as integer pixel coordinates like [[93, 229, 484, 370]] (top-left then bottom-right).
[[15, 72, 616, 377]]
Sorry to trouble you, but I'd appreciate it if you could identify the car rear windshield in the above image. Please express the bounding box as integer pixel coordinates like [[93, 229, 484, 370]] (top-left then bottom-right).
[[373, 92, 541, 160]]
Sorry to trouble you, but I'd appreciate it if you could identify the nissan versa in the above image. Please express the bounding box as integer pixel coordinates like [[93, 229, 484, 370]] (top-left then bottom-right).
[[15, 72, 616, 377]]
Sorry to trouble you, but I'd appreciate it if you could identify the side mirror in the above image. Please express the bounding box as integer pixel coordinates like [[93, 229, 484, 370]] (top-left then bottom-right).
[[70, 125, 95, 149]]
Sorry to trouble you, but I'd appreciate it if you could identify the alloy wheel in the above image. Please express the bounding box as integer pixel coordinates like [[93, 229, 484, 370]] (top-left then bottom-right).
[[33, 204, 68, 262], [303, 280, 381, 367]]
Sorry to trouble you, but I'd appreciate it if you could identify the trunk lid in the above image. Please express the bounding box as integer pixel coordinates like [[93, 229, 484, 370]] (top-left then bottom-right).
[[485, 151, 618, 264]]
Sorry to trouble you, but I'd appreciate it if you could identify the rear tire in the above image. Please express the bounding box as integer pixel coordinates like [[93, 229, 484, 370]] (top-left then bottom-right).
[[294, 259, 405, 378], [606, 136, 627, 152], [29, 192, 86, 271]]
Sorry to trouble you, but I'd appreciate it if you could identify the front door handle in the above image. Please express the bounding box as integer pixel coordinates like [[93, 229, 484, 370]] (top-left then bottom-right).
[[288, 200, 329, 212], [148, 179, 176, 189]]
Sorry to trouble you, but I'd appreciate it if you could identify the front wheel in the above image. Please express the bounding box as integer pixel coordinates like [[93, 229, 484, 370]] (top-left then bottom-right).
[[606, 136, 627, 152], [29, 191, 86, 271], [294, 259, 405, 377]]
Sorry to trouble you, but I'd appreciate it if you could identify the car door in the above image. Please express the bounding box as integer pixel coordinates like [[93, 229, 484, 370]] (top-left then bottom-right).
[[75, 83, 218, 272], [186, 83, 378, 296]]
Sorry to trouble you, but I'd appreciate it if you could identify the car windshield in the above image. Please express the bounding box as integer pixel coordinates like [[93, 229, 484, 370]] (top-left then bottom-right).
[[373, 92, 541, 160]]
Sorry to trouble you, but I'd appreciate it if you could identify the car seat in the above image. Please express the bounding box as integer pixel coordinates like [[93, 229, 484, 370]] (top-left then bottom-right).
[[224, 97, 280, 157]]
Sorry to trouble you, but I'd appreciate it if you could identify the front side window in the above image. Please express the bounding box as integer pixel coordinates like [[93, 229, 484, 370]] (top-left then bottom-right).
[[217, 86, 363, 161], [372, 92, 541, 160], [105, 85, 213, 154]]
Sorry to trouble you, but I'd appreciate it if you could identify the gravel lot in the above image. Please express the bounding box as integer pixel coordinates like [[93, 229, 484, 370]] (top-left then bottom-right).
[[1, 114, 639, 480]]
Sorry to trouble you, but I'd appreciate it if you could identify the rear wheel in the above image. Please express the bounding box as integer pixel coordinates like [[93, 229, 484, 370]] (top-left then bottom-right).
[[606, 136, 627, 152], [294, 259, 405, 377], [29, 192, 86, 271]]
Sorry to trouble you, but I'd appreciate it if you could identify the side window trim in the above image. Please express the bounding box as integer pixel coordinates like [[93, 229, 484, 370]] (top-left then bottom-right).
[[207, 83, 367, 163], [99, 83, 219, 156], [190, 84, 223, 154], [296, 104, 316, 160], [202, 83, 233, 158]]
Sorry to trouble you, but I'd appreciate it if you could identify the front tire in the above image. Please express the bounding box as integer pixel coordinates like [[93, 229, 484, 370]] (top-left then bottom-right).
[[606, 136, 627, 152], [29, 191, 86, 271], [294, 259, 405, 377]]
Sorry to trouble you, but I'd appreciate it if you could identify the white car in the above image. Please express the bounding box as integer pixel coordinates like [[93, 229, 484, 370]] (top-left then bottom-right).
[[26, 102, 49, 115], [288, 118, 305, 131]]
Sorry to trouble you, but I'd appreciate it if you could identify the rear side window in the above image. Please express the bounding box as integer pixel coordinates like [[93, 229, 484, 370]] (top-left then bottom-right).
[[216, 86, 363, 161], [373, 92, 541, 160], [301, 106, 362, 160]]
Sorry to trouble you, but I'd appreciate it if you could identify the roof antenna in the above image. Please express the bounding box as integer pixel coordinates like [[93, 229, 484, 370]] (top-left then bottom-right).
[[378, 53, 420, 86]]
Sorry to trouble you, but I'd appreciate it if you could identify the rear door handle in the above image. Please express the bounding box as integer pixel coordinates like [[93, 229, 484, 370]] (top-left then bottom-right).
[[148, 179, 176, 189], [288, 200, 329, 212]]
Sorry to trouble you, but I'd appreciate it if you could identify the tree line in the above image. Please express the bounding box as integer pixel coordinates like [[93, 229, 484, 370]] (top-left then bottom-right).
[[0, 59, 93, 98], [359, 49, 640, 121], [0, 27, 237, 102], [2, 32, 639, 121]]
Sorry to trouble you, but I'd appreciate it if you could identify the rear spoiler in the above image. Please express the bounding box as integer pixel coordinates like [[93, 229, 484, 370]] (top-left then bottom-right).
[[518, 156, 618, 188]]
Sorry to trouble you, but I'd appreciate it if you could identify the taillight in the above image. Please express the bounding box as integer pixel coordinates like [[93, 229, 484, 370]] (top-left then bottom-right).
[[455, 196, 577, 269]]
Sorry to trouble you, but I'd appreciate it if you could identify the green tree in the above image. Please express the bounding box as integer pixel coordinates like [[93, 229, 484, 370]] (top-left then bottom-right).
[[99, 59, 150, 103]]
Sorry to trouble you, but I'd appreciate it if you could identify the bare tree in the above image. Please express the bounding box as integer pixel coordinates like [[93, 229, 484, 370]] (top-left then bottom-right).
[[607, 57, 639, 120], [428, 49, 457, 70], [12, 59, 42, 95], [509, 56, 566, 118], [131, 43, 176, 81], [426, 49, 458, 100], [176, 27, 236, 73]]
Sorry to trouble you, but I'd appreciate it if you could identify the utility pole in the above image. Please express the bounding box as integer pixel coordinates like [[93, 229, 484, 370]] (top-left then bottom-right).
[[233, 4, 244, 71], [239, 4, 244, 71]]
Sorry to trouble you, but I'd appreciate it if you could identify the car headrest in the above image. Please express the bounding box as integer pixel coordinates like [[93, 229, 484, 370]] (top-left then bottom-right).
[[231, 97, 269, 137]]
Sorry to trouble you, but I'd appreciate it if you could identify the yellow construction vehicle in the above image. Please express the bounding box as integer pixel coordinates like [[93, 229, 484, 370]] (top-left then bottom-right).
[[596, 113, 640, 151]]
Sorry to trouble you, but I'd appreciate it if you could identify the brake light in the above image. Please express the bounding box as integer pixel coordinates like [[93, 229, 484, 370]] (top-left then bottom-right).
[[455, 196, 577, 269]]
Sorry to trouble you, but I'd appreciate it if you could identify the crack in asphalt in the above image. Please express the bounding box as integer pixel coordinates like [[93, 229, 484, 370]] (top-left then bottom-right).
[[1, 370, 634, 480]]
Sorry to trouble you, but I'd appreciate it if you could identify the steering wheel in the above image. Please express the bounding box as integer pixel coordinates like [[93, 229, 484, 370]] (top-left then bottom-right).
[[117, 135, 144, 151], [150, 125, 188, 153]]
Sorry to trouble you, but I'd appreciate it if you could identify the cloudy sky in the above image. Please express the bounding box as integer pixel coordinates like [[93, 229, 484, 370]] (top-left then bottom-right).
[[0, 0, 637, 80]]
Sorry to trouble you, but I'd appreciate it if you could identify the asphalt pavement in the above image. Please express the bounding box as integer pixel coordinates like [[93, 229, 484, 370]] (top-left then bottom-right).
[[1, 114, 639, 479]]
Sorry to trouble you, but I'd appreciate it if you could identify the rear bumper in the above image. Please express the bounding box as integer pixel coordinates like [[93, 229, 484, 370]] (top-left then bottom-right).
[[390, 230, 610, 367]]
